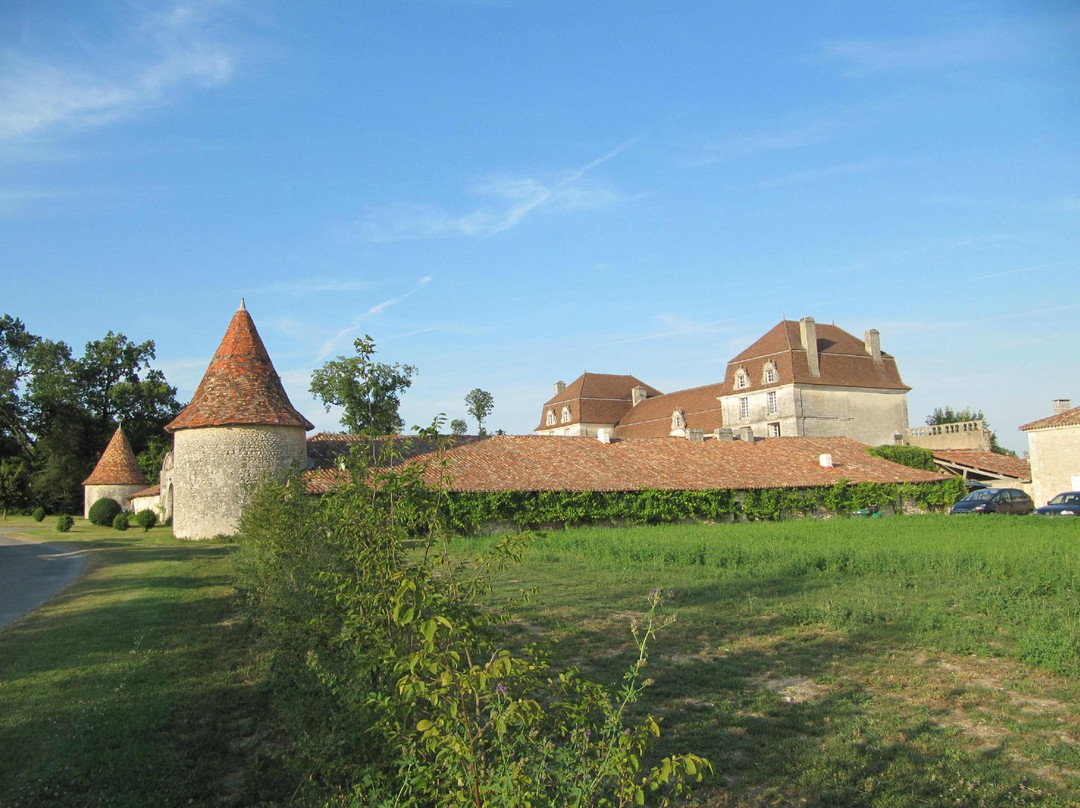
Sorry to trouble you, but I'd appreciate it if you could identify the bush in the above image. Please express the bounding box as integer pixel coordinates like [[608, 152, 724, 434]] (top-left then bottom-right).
[[32, 507, 46, 522], [869, 444, 937, 471], [55, 514, 74, 533], [134, 509, 158, 531], [112, 512, 129, 531], [236, 434, 708, 806], [88, 497, 123, 527]]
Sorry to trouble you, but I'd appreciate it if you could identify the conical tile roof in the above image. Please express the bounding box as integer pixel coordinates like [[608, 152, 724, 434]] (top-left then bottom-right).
[[83, 427, 150, 486], [166, 302, 315, 432]]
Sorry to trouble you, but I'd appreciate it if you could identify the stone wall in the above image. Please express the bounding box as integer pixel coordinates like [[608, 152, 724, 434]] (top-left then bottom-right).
[[171, 424, 308, 540], [84, 484, 144, 519], [904, 420, 991, 451], [1026, 424, 1080, 506]]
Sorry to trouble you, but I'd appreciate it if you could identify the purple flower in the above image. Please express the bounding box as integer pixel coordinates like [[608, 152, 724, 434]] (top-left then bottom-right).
[[496, 682, 508, 696]]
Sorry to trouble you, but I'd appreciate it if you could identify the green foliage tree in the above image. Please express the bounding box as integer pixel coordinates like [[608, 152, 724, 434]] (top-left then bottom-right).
[[926, 406, 1016, 456], [309, 335, 417, 435], [0, 456, 30, 516], [449, 417, 467, 435], [464, 387, 494, 436], [235, 433, 708, 805]]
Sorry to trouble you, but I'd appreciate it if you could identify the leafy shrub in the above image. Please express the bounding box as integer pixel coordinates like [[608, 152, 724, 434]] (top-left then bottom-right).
[[112, 512, 129, 531], [32, 507, 46, 522], [236, 433, 707, 806], [134, 509, 158, 531], [55, 514, 74, 533], [88, 497, 123, 527], [869, 445, 937, 471]]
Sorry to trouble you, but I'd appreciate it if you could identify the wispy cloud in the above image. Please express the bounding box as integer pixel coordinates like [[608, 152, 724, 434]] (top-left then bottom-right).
[[820, 26, 1017, 78], [357, 142, 631, 242], [265, 278, 377, 297], [597, 314, 732, 348], [316, 276, 433, 360], [0, 1, 235, 141]]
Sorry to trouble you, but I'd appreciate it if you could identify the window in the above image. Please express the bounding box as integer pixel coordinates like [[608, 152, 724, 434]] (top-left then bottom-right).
[[546, 409, 556, 426], [763, 362, 777, 384], [561, 406, 572, 423], [735, 367, 750, 390], [739, 397, 749, 419], [768, 422, 781, 438], [767, 391, 777, 415]]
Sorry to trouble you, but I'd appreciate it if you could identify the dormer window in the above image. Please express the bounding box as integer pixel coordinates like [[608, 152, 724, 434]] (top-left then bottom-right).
[[561, 406, 572, 423], [734, 367, 750, 390], [763, 361, 777, 385], [546, 409, 556, 426]]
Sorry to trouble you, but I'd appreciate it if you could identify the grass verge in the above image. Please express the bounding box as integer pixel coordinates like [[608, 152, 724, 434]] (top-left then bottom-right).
[[0, 517, 284, 808]]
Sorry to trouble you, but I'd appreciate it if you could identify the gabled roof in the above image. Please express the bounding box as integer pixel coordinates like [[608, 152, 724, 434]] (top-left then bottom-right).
[[1020, 405, 1080, 431], [727, 320, 909, 392], [306, 434, 945, 495], [83, 427, 150, 487], [166, 302, 314, 432], [932, 450, 1031, 482], [536, 373, 662, 431], [614, 382, 726, 438]]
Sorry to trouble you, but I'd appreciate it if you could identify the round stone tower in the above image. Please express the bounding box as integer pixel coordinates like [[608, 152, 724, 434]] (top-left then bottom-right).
[[83, 426, 150, 518], [165, 300, 314, 540]]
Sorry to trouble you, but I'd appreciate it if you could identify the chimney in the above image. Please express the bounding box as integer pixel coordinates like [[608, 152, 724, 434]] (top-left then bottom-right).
[[714, 428, 734, 442], [738, 426, 755, 443], [800, 317, 820, 378], [687, 429, 704, 443], [819, 453, 834, 468], [631, 385, 647, 406], [1053, 399, 1072, 415], [554, 380, 566, 396], [864, 329, 882, 363], [597, 428, 612, 444]]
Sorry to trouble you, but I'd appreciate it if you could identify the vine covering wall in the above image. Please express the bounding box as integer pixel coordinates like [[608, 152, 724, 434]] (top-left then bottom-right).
[[443, 477, 966, 534]]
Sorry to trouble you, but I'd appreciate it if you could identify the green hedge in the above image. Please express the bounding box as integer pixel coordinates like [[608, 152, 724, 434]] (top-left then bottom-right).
[[867, 444, 938, 471], [443, 477, 966, 534]]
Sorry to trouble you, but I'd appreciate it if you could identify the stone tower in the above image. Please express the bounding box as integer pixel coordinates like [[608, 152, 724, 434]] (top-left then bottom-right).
[[82, 426, 150, 518], [164, 301, 314, 540]]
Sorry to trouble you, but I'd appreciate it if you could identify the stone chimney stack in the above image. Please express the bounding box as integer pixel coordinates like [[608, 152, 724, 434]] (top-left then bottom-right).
[[631, 385, 648, 406], [1053, 399, 1072, 415], [799, 317, 820, 378], [554, 380, 566, 396], [864, 329, 882, 363]]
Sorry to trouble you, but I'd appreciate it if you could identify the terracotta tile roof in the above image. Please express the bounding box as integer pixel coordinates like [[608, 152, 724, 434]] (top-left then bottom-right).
[[614, 383, 726, 438], [127, 484, 161, 501], [536, 373, 663, 431], [305, 434, 945, 495], [83, 427, 150, 486], [166, 303, 314, 432], [932, 450, 1031, 482], [727, 320, 909, 392], [1020, 405, 1080, 431]]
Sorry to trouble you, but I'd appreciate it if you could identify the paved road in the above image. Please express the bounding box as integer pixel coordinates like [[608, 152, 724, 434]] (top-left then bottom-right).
[[0, 531, 87, 631]]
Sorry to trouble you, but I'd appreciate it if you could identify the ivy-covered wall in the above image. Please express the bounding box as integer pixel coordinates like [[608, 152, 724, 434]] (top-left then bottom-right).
[[443, 477, 966, 534]]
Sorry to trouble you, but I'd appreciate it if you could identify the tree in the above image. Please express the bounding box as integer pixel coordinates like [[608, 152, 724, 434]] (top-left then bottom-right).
[[310, 335, 417, 435], [926, 406, 1016, 457], [0, 457, 30, 516], [449, 418, 468, 436], [464, 388, 494, 436]]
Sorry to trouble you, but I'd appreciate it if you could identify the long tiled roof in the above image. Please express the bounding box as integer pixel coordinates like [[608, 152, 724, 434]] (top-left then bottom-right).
[[1020, 405, 1080, 431], [536, 373, 662, 431], [166, 304, 314, 432], [727, 320, 909, 392], [305, 434, 945, 495], [83, 427, 150, 486], [932, 450, 1031, 481]]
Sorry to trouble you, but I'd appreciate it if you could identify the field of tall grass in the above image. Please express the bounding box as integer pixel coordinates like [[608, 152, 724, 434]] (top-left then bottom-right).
[[478, 514, 1080, 806]]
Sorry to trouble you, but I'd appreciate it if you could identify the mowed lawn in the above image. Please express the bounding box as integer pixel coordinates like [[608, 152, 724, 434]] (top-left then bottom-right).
[[0, 513, 1078, 807]]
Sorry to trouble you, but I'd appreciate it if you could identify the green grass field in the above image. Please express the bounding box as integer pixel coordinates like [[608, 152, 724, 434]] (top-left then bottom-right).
[[0, 513, 1077, 806]]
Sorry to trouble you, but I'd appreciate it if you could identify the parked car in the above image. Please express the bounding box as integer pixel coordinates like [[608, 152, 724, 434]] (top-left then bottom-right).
[[1035, 491, 1080, 516], [949, 487, 1034, 515]]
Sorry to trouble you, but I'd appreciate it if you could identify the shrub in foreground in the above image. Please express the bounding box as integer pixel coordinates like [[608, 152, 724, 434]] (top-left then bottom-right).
[[32, 507, 46, 522], [88, 497, 122, 527], [112, 512, 129, 531], [55, 514, 73, 533], [236, 433, 707, 806]]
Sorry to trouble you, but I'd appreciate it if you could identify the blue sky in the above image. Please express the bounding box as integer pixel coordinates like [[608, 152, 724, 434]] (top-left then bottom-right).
[[2, 1, 1077, 453]]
